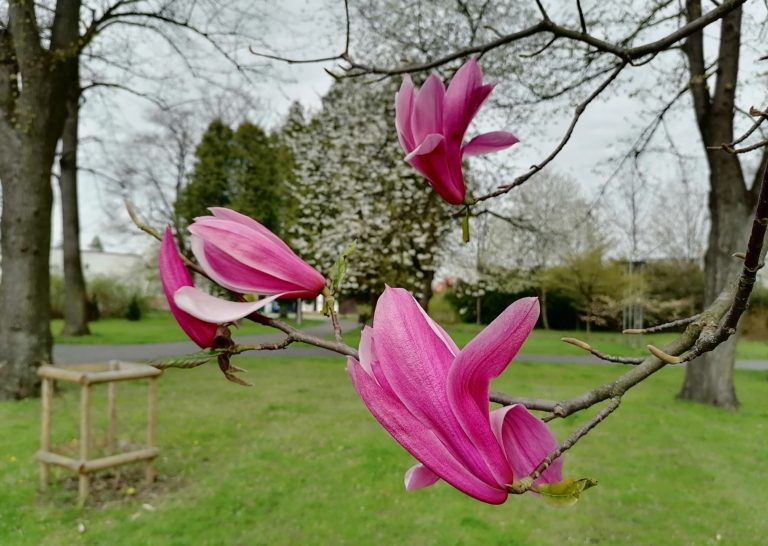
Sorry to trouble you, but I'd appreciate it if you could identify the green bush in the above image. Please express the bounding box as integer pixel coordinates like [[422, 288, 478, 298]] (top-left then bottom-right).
[[88, 277, 149, 319], [124, 295, 143, 321], [49, 275, 65, 319]]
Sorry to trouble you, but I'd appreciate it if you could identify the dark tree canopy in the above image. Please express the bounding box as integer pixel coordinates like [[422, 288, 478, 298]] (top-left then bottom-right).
[[175, 119, 296, 238]]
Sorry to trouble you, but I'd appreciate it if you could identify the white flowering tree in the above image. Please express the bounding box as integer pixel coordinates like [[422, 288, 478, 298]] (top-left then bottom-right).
[[282, 80, 451, 310]]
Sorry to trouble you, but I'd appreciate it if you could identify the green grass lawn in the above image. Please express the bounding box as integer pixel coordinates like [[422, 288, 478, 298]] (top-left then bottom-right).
[[1, 356, 766, 545], [52, 311, 321, 345]]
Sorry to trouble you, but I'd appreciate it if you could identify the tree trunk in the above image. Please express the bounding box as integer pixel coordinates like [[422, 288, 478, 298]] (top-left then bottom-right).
[[59, 91, 90, 336], [539, 284, 550, 330], [0, 141, 55, 399], [678, 154, 749, 409], [678, 2, 748, 408], [0, 0, 81, 399]]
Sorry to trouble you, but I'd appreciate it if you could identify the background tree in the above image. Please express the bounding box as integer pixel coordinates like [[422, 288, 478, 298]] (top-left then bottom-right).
[[174, 119, 295, 238], [545, 244, 627, 334], [0, 1, 80, 400], [1, 0, 271, 398], [320, 0, 765, 408], [58, 88, 90, 336], [284, 79, 451, 311]]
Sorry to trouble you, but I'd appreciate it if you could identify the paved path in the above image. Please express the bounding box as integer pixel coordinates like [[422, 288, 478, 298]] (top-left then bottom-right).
[[53, 320, 768, 370], [53, 319, 359, 364]]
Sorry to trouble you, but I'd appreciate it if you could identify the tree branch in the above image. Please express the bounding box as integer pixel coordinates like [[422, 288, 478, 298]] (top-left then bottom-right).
[[282, 0, 744, 77], [470, 61, 627, 205], [560, 337, 644, 364]]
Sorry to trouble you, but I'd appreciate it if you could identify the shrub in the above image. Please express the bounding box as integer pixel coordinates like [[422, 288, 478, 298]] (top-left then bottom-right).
[[50, 275, 65, 319], [87, 277, 149, 319], [124, 295, 143, 321]]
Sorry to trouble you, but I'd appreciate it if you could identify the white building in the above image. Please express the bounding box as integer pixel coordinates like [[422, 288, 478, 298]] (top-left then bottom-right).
[[49, 247, 146, 283]]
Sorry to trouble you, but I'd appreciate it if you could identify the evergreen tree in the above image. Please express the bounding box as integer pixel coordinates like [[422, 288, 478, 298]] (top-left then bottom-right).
[[174, 119, 295, 237]]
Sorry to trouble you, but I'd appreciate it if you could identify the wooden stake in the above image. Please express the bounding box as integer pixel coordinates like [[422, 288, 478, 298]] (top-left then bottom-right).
[[107, 361, 118, 454], [145, 377, 158, 484], [78, 384, 91, 506], [39, 378, 52, 491]]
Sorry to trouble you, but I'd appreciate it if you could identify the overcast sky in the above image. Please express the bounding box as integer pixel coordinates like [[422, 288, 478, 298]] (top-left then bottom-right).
[[54, 1, 768, 259]]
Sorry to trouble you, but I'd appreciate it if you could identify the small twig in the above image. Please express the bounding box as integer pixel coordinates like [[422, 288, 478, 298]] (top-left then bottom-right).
[[237, 336, 296, 352], [646, 344, 683, 364], [125, 199, 162, 241], [489, 392, 559, 412], [534, 0, 550, 21], [469, 61, 627, 205], [576, 0, 587, 34], [529, 397, 621, 485], [623, 313, 701, 334], [247, 312, 357, 358], [560, 337, 644, 364], [124, 200, 207, 276], [731, 105, 768, 146], [329, 306, 344, 343]]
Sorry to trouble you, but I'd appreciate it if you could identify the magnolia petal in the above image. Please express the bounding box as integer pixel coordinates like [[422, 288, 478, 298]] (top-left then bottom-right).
[[490, 405, 563, 488], [373, 287, 498, 487], [447, 297, 540, 486], [189, 218, 325, 296], [406, 140, 466, 205], [411, 74, 446, 143], [444, 58, 484, 140], [348, 358, 507, 504], [192, 236, 315, 297], [174, 286, 282, 323], [158, 227, 217, 348], [404, 133, 444, 161], [358, 326, 375, 376], [404, 463, 441, 491], [207, 207, 290, 251], [396, 76, 417, 152], [463, 131, 520, 156]]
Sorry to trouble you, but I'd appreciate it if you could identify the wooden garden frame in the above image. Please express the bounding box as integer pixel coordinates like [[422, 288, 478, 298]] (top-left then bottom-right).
[[37, 360, 162, 505]]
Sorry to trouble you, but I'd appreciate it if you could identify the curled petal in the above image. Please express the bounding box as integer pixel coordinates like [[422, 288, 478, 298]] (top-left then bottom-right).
[[192, 236, 317, 297], [158, 227, 217, 348], [396, 76, 417, 152], [490, 405, 562, 488], [463, 131, 520, 156], [174, 286, 282, 324], [189, 217, 325, 297], [404, 463, 441, 491], [444, 58, 485, 140], [208, 207, 290, 251], [404, 133, 444, 161], [411, 74, 446, 143], [447, 297, 540, 486]]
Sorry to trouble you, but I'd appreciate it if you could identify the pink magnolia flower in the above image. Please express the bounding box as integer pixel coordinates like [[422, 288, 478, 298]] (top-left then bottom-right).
[[169, 208, 325, 325], [395, 58, 519, 205], [347, 287, 562, 504], [158, 220, 292, 346]]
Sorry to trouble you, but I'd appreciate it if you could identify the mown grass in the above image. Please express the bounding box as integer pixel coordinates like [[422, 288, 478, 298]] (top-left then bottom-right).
[[1, 356, 766, 545], [54, 308, 767, 361], [52, 311, 320, 345]]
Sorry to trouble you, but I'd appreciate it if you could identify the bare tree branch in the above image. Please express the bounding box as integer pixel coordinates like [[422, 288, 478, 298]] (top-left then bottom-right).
[[259, 0, 744, 77]]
